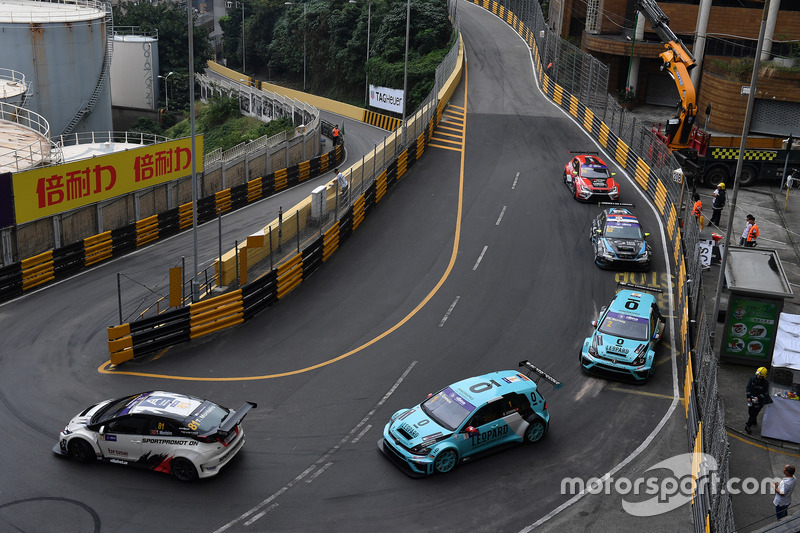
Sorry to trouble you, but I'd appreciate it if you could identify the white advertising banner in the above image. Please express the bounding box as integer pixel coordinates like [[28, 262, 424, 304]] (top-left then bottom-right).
[[369, 84, 404, 114]]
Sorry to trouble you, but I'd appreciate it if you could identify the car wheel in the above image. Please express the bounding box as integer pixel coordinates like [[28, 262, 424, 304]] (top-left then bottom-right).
[[171, 457, 198, 482], [67, 439, 95, 463], [433, 449, 458, 474], [524, 420, 546, 443], [704, 166, 728, 188]]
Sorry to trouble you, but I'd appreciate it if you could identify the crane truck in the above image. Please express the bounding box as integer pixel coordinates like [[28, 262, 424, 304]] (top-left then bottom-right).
[[635, 0, 800, 187]]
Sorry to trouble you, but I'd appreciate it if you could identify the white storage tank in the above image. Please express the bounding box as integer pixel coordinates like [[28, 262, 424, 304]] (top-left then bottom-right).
[[110, 29, 159, 110], [0, 0, 113, 135]]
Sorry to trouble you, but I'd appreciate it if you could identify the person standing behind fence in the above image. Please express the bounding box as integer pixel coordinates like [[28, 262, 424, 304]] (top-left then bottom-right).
[[710, 182, 726, 226], [691, 193, 705, 229], [774, 465, 796, 520], [332, 125, 340, 147], [336, 168, 347, 195], [740, 214, 758, 246], [745, 366, 770, 434]]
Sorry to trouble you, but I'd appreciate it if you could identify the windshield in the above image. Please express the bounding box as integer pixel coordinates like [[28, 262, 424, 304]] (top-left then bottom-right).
[[598, 311, 650, 340], [92, 394, 142, 425], [581, 165, 609, 179], [605, 219, 643, 240], [421, 387, 476, 431]]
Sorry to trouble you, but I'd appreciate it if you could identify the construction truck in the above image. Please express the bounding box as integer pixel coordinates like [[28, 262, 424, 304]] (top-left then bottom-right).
[[636, 0, 800, 187]]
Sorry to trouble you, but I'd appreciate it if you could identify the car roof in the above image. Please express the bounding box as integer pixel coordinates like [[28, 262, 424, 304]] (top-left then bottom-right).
[[576, 154, 607, 167], [602, 209, 642, 231], [607, 290, 656, 317], [122, 391, 209, 419], [447, 370, 537, 404]]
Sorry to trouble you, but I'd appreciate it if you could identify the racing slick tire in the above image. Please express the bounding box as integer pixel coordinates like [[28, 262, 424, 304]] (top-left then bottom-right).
[[171, 457, 199, 482], [524, 419, 546, 443], [433, 449, 458, 474], [68, 438, 96, 463]]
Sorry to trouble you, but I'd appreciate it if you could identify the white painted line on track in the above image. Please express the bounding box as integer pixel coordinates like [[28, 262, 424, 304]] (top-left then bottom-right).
[[351, 424, 372, 444], [212, 361, 418, 532], [439, 296, 461, 327], [473, 246, 488, 270], [457, 2, 681, 529], [512, 171, 520, 189], [496, 205, 507, 226], [305, 462, 334, 484]]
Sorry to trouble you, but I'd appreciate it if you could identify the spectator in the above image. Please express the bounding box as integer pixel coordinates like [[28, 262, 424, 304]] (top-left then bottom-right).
[[336, 168, 348, 194], [710, 182, 726, 226], [740, 214, 759, 246], [774, 464, 796, 520], [332, 125, 340, 147]]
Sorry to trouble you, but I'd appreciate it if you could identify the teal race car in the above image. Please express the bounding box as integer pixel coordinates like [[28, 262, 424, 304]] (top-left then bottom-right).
[[378, 361, 561, 477], [580, 286, 665, 383]]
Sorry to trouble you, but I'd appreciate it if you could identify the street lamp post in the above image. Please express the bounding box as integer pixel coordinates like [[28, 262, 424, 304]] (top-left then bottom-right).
[[402, 0, 410, 145], [158, 71, 174, 111], [240, 1, 245, 74], [284, 2, 307, 92]]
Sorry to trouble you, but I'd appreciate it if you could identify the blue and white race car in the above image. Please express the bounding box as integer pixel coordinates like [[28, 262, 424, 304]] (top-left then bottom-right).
[[580, 287, 665, 383], [378, 361, 561, 477], [590, 206, 651, 270]]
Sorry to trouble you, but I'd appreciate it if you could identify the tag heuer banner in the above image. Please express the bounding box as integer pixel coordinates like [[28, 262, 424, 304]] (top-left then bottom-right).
[[369, 84, 404, 114]]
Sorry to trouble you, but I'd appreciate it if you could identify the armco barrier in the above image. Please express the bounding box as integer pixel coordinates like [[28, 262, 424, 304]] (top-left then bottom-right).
[[105, 27, 465, 362], [0, 143, 344, 305], [469, 0, 731, 530]]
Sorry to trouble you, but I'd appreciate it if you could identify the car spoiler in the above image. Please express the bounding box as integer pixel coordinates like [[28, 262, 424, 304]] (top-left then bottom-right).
[[518, 360, 563, 390], [219, 402, 257, 435], [617, 282, 663, 294], [568, 150, 599, 155], [598, 202, 635, 208]]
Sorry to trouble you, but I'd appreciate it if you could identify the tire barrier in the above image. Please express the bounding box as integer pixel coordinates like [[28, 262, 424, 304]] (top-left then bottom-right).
[[0, 145, 344, 304]]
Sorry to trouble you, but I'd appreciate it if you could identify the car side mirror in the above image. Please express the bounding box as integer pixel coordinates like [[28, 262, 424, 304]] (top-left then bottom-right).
[[653, 331, 661, 341], [98, 426, 105, 435], [644, 232, 650, 238], [595, 229, 602, 235], [464, 426, 478, 436], [591, 320, 598, 327]]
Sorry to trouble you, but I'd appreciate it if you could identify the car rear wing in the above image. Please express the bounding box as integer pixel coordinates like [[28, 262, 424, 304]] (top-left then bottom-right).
[[568, 150, 599, 155], [617, 282, 663, 294], [519, 360, 563, 390], [219, 402, 257, 435], [598, 202, 635, 208]]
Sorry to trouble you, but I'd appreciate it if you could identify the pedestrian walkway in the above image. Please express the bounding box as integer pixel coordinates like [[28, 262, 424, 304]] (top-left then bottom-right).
[[700, 181, 800, 531]]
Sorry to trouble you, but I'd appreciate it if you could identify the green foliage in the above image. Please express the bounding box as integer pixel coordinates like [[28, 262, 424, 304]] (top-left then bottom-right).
[[709, 57, 755, 82], [163, 95, 295, 153], [129, 118, 164, 136]]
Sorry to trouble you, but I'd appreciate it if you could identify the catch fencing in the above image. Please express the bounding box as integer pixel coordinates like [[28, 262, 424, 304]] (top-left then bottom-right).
[[469, 0, 734, 530]]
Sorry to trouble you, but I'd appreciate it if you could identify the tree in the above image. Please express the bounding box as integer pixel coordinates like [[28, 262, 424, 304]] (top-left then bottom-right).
[[114, 1, 215, 111]]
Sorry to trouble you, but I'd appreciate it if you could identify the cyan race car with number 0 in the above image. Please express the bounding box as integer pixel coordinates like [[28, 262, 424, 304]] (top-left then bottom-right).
[[378, 361, 562, 477], [580, 286, 665, 383], [590, 205, 652, 270], [54, 391, 256, 481]]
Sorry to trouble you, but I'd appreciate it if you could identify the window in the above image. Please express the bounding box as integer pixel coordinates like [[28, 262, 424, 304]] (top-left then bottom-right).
[[149, 418, 179, 436], [468, 400, 505, 428], [106, 416, 147, 435]]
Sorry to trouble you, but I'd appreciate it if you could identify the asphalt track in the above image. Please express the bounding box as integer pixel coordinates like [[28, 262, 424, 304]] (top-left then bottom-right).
[[0, 3, 678, 532]]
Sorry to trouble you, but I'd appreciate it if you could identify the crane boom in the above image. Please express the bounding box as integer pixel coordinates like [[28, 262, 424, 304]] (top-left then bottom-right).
[[636, 0, 698, 151]]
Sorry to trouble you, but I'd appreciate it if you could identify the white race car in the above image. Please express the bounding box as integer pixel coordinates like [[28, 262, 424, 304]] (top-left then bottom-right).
[[54, 391, 256, 481]]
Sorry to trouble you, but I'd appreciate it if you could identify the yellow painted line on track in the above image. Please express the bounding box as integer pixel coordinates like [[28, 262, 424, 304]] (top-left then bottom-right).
[[607, 384, 680, 402], [98, 64, 471, 382], [727, 431, 800, 458]]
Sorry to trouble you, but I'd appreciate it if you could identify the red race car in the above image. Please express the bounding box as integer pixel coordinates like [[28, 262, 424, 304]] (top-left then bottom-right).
[[563, 154, 620, 201]]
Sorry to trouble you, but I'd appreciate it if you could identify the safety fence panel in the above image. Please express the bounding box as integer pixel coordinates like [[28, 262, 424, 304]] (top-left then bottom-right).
[[471, 0, 733, 530]]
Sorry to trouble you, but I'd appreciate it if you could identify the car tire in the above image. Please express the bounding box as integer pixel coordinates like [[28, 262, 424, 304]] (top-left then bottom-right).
[[524, 420, 546, 443], [171, 457, 198, 482], [68, 439, 96, 463], [704, 166, 729, 188], [433, 449, 458, 474], [739, 164, 758, 187]]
